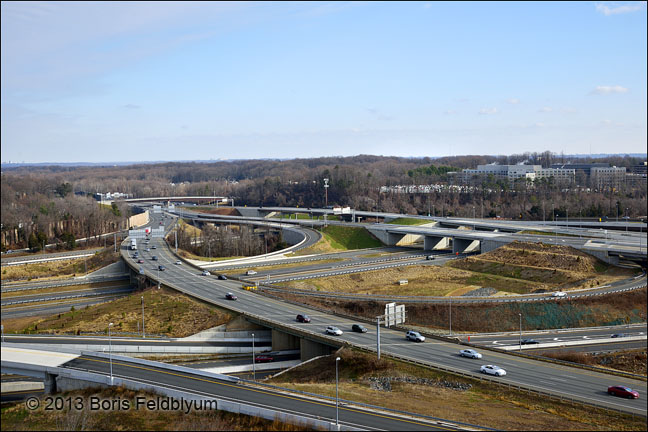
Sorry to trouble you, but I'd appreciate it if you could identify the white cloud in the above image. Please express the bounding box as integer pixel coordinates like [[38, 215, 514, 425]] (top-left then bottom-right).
[[506, 98, 520, 104], [478, 107, 498, 115], [591, 85, 629, 94], [444, 109, 457, 115], [595, 2, 646, 16], [538, 107, 553, 113]]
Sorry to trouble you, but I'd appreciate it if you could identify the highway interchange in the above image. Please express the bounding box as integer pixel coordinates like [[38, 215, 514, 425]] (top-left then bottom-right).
[[118, 211, 647, 417], [2, 205, 646, 428]]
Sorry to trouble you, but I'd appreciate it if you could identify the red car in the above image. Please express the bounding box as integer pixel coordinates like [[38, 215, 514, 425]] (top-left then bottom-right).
[[254, 355, 274, 363], [608, 386, 639, 399], [225, 292, 237, 301], [296, 314, 311, 323]]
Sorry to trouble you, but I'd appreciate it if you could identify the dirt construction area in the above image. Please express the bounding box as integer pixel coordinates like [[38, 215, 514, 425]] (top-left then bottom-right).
[[281, 242, 638, 297]]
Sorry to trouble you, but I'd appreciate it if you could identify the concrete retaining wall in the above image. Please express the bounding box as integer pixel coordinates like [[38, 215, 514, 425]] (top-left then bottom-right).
[[128, 211, 150, 229]]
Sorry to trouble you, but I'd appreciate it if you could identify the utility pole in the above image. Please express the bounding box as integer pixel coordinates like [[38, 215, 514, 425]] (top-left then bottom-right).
[[376, 317, 381, 360], [141, 296, 145, 338], [324, 178, 329, 208]]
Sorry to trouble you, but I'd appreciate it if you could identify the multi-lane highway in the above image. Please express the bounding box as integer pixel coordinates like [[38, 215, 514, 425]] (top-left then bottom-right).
[[59, 353, 473, 431], [125, 213, 647, 416]]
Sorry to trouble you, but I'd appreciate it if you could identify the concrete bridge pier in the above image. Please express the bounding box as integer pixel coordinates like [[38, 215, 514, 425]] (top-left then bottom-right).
[[423, 235, 450, 251], [271, 329, 300, 352], [44, 372, 57, 394], [366, 228, 405, 246], [300, 339, 333, 361], [452, 238, 481, 254]]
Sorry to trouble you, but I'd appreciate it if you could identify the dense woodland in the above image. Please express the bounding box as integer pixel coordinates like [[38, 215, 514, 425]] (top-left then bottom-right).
[[2, 152, 646, 251]]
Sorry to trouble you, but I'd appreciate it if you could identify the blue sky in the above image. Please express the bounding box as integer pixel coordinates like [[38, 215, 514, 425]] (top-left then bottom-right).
[[1, 1, 646, 163]]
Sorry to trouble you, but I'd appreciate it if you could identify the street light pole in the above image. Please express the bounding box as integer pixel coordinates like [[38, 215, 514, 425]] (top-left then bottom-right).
[[336, 356, 341, 428], [376, 317, 381, 360], [141, 296, 145, 339], [252, 333, 256, 381], [109, 322, 114, 384], [449, 299, 452, 336], [518, 314, 522, 352]]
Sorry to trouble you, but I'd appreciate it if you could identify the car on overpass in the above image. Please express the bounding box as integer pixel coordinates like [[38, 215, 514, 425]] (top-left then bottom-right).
[[480, 365, 506, 376], [552, 291, 567, 297], [201, 270, 210, 276], [225, 292, 237, 301], [406, 330, 425, 342], [352, 324, 368, 333], [218, 274, 228, 280], [296, 314, 311, 323], [521, 339, 540, 345], [325, 326, 343, 336]]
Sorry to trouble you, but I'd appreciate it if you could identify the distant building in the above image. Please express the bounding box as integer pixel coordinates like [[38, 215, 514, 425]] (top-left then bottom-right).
[[631, 162, 647, 175], [550, 162, 609, 176], [590, 166, 626, 190], [459, 164, 574, 185]]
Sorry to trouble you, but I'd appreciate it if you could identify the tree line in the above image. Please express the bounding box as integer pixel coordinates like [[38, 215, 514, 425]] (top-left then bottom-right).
[[2, 152, 645, 250]]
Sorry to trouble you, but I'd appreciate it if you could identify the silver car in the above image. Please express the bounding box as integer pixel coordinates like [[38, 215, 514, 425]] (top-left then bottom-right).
[[459, 349, 482, 359], [480, 365, 506, 376], [326, 326, 343, 336]]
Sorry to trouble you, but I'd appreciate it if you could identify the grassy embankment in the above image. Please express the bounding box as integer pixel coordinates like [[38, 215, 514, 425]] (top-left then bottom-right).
[[288, 225, 382, 257], [2, 287, 235, 337], [0, 249, 120, 282], [0, 386, 312, 431], [267, 347, 645, 431]]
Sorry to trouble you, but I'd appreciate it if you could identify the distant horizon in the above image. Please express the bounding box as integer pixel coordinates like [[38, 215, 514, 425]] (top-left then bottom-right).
[[2, 152, 646, 169]]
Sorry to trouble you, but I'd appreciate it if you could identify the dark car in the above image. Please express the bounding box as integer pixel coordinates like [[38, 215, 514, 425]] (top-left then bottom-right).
[[611, 333, 628, 338], [158, 265, 165, 271], [608, 386, 639, 399], [225, 292, 237, 301], [296, 314, 311, 323], [521, 339, 540, 345], [352, 324, 368, 333], [152, 256, 158, 261], [151, 245, 157, 249], [255, 354, 273, 363], [218, 274, 228, 280]]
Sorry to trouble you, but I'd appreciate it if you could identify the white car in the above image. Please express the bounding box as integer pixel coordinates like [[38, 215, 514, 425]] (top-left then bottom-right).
[[480, 365, 506, 376], [201, 270, 211, 276], [246, 270, 257, 275], [552, 291, 566, 297], [406, 330, 425, 342], [325, 326, 343, 336], [175, 260, 182, 265], [459, 349, 482, 359]]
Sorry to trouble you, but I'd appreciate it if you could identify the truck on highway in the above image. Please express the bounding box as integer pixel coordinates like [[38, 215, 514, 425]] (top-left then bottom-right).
[[130, 238, 137, 250]]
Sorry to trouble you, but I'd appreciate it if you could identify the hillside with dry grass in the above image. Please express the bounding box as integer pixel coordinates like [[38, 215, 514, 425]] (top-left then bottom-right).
[[8, 287, 235, 337], [268, 287, 647, 332], [448, 241, 634, 292], [281, 242, 637, 297]]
